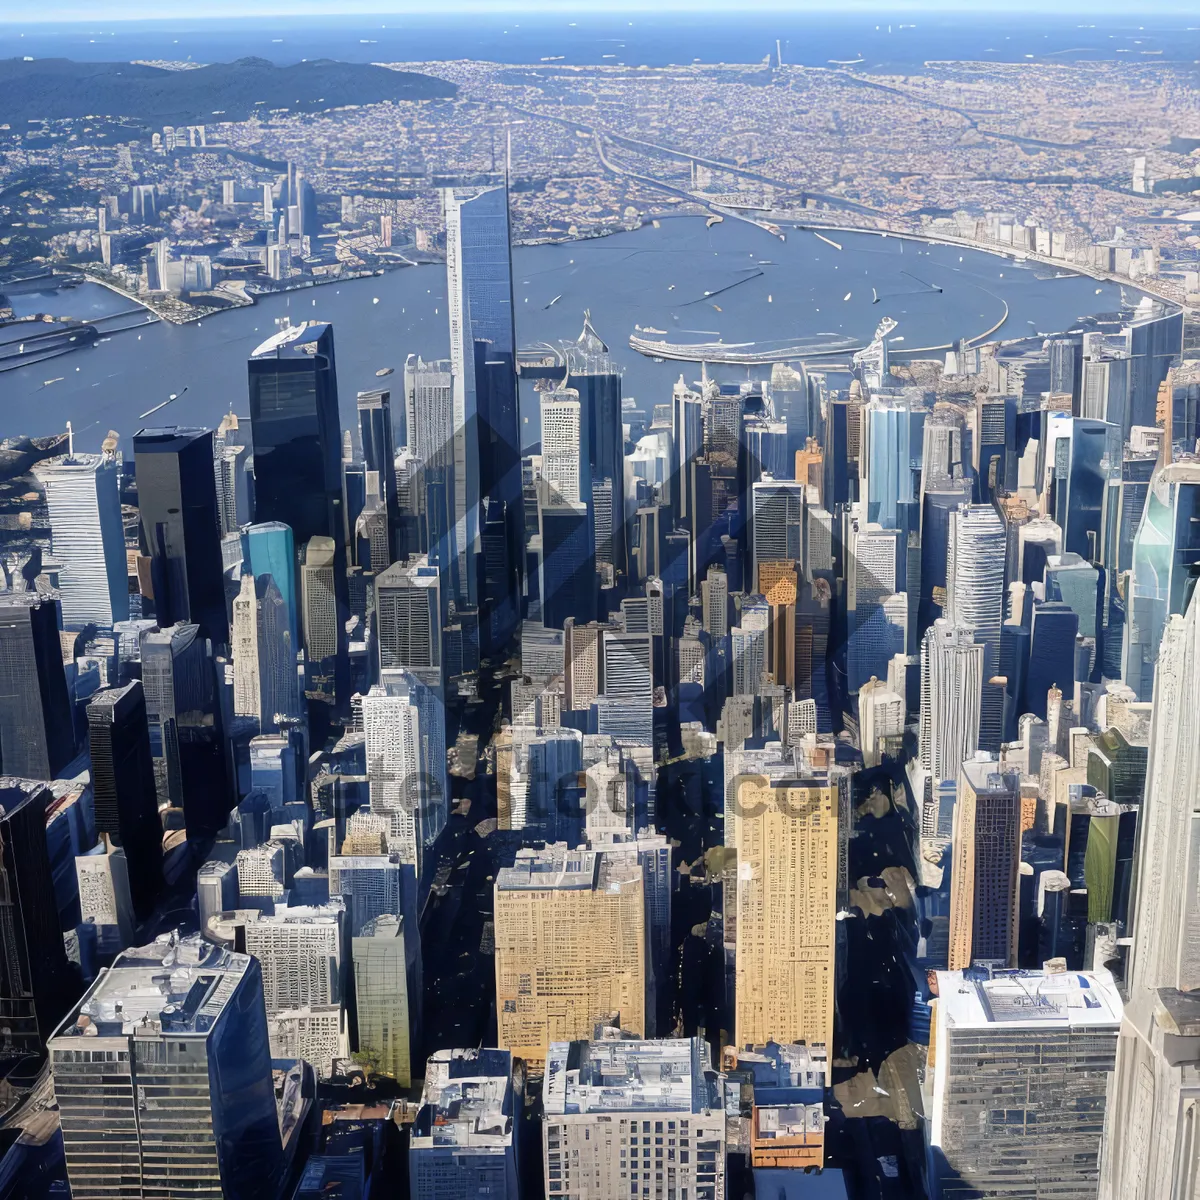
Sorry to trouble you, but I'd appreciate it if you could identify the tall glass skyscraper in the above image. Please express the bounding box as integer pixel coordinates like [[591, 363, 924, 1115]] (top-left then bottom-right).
[[86, 681, 163, 919], [248, 322, 348, 710], [444, 183, 521, 647], [133, 426, 229, 646], [0, 592, 75, 779]]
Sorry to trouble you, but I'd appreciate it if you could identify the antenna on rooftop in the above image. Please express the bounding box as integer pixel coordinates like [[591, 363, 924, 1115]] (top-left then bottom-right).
[[66, 420, 73, 459]]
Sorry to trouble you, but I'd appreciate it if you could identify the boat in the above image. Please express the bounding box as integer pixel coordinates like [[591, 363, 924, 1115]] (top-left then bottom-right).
[[43, 377, 63, 386], [545, 295, 563, 309], [376, 367, 394, 377], [667, 284, 675, 291], [872, 288, 879, 304], [843, 292, 852, 301]]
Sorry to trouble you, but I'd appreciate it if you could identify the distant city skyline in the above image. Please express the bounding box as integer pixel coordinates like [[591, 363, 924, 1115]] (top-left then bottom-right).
[[10, 0, 1200, 22]]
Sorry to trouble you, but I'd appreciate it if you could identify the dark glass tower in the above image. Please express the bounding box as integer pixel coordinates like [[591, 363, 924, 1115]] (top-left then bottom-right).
[[248, 322, 349, 712], [87, 681, 163, 919], [0, 592, 74, 779], [357, 387, 400, 558], [0, 778, 75, 1058], [133, 426, 229, 646]]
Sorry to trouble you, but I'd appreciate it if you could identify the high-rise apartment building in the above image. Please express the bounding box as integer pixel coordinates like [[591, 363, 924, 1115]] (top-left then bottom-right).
[[34, 450, 129, 628], [733, 772, 837, 1050], [947, 756, 1021, 969], [494, 844, 646, 1063]]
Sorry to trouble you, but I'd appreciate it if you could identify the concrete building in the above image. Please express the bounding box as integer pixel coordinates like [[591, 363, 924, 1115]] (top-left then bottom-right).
[[409, 1048, 520, 1200], [494, 844, 646, 1064], [919, 620, 984, 784], [543, 1030, 726, 1200], [931, 969, 1121, 1199], [733, 773, 837, 1050]]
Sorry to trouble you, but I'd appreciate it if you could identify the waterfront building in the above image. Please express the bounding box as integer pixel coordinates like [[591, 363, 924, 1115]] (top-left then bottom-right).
[[34, 450, 128, 628]]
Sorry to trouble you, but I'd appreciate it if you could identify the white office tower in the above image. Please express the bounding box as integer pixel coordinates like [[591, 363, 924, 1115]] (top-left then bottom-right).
[[919, 619, 984, 783], [232, 572, 298, 732], [1100, 587, 1200, 1200], [931, 970, 1121, 1199], [541, 389, 583, 503], [846, 517, 903, 693], [731, 601, 770, 696], [197, 859, 237, 934], [404, 355, 454, 465], [236, 841, 286, 900], [375, 556, 442, 690], [33, 450, 129, 628], [50, 932, 290, 1200], [543, 1031, 726, 1200], [946, 504, 1006, 748], [750, 477, 804, 587], [410, 1049, 520, 1200], [361, 682, 438, 869], [858, 677, 904, 767], [270, 1006, 347, 1078], [702, 565, 729, 639], [521, 621, 566, 680], [353, 914, 412, 1086]]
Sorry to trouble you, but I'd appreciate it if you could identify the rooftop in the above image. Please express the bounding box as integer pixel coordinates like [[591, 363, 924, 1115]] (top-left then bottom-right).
[[411, 1048, 514, 1150], [53, 932, 252, 1040], [495, 843, 642, 894], [936, 969, 1123, 1031], [251, 320, 331, 359], [544, 1034, 717, 1116]]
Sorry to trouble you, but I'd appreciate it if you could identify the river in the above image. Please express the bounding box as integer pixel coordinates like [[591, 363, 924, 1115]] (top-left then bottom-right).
[[0, 216, 1127, 451]]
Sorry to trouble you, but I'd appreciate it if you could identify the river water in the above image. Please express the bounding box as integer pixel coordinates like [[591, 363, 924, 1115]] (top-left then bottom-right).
[[0, 216, 1126, 451]]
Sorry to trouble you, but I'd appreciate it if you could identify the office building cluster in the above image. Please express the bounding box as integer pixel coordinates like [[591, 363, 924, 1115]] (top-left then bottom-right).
[[3, 171, 1200, 1200]]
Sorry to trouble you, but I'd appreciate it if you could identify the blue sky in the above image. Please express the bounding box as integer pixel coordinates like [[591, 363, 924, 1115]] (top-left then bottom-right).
[[8, 0, 1200, 19]]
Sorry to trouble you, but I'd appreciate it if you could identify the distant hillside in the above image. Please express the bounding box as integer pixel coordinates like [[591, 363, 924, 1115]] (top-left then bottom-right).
[[0, 56, 456, 126]]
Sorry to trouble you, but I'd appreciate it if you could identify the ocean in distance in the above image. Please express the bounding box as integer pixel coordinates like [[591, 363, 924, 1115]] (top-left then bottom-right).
[[1, 216, 1128, 451], [6, 12, 1200, 69]]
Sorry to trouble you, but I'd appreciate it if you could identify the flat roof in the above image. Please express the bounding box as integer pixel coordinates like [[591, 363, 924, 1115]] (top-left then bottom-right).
[[936, 970, 1122, 1031]]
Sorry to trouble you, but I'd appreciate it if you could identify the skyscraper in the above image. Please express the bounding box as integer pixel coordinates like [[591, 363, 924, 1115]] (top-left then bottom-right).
[[240, 521, 300, 651], [444, 183, 521, 645], [352, 913, 412, 1086], [34, 450, 129, 628], [375, 556, 443, 690], [248, 322, 347, 700], [133, 426, 228, 645], [1100, 583, 1200, 1200], [0, 592, 74, 779], [0, 778, 75, 1058], [356, 386, 400, 558], [50, 932, 285, 1200], [733, 772, 837, 1050], [919, 620, 984, 785], [232, 572, 298, 732], [494, 844, 646, 1064], [947, 756, 1021, 969], [86, 682, 163, 919]]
